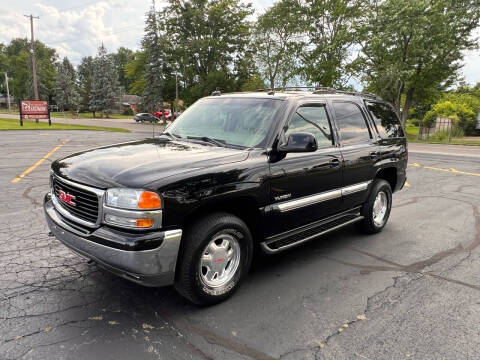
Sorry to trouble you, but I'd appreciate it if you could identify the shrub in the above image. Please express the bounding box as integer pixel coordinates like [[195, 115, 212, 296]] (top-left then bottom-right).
[[450, 127, 465, 138], [408, 118, 421, 126], [123, 108, 134, 116], [423, 93, 480, 135], [430, 130, 449, 142]]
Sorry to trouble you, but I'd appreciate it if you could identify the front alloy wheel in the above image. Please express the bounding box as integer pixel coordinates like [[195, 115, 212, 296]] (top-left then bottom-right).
[[175, 213, 253, 305], [199, 234, 241, 289]]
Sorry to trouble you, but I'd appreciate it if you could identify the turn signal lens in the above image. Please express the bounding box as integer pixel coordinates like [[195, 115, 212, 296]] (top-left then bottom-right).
[[136, 218, 154, 228], [138, 191, 162, 209]]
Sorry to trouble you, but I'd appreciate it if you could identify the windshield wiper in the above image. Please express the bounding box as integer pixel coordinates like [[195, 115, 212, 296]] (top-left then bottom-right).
[[187, 136, 226, 147], [160, 132, 182, 139]]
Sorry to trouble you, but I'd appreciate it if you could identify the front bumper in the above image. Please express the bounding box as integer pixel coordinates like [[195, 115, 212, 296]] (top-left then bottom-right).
[[44, 193, 182, 287]]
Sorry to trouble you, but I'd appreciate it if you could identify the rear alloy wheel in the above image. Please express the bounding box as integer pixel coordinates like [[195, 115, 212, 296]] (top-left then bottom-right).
[[357, 179, 392, 234], [175, 213, 253, 305]]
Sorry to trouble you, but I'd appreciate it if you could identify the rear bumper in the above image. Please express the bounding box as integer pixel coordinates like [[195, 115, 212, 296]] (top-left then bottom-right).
[[44, 193, 182, 287]]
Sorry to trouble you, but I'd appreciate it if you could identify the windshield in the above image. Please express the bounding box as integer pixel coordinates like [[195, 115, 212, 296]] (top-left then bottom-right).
[[167, 97, 284, 148]]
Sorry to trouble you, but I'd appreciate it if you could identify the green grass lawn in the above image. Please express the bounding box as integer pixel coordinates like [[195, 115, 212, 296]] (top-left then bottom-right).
[[405, 123, 480, 146], [0, 109, 134, 119], [50, 111, 134, 120], [0, 118, 130, 132]]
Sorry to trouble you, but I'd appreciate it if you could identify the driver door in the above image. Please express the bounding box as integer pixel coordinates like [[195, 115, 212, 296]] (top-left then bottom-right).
[[265, 103, 343, 237]]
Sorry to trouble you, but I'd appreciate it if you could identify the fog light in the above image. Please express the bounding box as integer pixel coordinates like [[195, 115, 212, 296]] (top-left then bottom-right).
[[104, 214, 153, 228]]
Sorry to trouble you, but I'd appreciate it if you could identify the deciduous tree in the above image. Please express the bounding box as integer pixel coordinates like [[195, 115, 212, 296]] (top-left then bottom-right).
[[253, 0, 304, 89], [359, 0, 480, 124]]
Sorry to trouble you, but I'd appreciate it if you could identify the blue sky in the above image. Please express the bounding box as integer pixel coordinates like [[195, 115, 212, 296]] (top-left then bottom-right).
[[1, 0, 479, 88]]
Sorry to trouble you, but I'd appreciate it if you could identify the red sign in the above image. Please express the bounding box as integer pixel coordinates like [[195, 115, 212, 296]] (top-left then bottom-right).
[[19, 100, 51, 125], [20, 100, 48, 117], [22, 114, 50, 119]]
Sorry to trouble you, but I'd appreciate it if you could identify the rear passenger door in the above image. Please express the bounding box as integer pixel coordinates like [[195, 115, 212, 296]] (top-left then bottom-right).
[[331, 101, 377, 211]]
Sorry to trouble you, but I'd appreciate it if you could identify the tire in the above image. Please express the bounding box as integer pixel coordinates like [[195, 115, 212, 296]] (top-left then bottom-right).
[[357, 179, 392, 234], [174, 213, 253, 306]]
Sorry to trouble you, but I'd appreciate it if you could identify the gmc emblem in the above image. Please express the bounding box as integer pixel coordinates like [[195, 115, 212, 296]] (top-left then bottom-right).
[[57, 189, 76, 206]]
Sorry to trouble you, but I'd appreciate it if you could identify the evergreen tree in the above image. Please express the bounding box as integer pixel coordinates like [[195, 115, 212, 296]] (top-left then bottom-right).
[[89, 44, 121, 117], [141, 1, 165, 115], [78, 56, 94, 111], [55, 57, 80, 113]]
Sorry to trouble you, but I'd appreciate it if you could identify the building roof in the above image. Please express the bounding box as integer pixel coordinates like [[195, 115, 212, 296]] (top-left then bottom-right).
[[120, 95, 142, 104]]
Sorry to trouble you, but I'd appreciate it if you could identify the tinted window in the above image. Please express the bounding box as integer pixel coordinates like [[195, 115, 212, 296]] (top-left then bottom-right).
[[333, 102, 371, 144], [366, 102, 404, 138], [285, 105, 333, 147]]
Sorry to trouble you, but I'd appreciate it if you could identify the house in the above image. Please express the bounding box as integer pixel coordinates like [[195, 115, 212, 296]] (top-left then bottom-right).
[[0, 94, 14, 108], [119, 95, 142, 114]]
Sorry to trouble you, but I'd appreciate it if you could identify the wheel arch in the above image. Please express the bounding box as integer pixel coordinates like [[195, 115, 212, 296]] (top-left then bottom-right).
[[179, 196, 263, 244], [374, 167, 397, 192]]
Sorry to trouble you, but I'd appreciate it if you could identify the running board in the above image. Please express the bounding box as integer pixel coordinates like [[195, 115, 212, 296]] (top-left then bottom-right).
[[260, 208, 363, 254]]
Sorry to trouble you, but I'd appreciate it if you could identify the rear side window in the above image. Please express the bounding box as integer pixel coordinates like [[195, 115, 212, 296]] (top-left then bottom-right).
[[332, 102, 371, 145], [285, 105, 333, 148], [366, 101, 405, 138]]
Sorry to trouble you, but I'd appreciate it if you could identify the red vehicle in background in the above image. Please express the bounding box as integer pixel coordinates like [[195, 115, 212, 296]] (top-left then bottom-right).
[[154, 109, 171, 119]]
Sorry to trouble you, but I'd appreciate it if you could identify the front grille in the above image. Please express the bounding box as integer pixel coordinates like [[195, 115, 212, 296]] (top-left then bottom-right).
[[53, 177, 100, 224]]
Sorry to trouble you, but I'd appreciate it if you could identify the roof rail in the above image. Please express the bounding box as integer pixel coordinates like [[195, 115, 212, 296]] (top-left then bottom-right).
[[254, 86, 382, 100], [312, 87, 382, 100], [256, 86, 318, 92]]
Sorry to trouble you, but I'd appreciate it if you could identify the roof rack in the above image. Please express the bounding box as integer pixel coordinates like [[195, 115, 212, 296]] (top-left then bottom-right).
[[256, 86, 382, 100], [313, 87, 382, 100], [256, 86, 318, 93]]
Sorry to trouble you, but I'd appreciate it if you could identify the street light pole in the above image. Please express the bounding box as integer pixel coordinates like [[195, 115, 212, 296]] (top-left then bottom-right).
[[4, 72, 11, 114]]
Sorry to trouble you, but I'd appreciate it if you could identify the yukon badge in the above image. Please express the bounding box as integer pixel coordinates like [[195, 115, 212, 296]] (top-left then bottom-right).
[[274, 193, 292, 202]]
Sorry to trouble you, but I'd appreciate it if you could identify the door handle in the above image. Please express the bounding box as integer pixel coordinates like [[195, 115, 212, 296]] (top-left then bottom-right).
[[330, 158, 340, 167]]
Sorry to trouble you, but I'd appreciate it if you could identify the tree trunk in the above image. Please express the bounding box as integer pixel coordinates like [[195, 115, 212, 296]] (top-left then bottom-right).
[[400, 87, 415, 126]]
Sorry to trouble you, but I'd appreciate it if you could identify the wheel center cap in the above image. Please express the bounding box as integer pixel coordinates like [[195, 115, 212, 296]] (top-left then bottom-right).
[[214, 257, 225, 263]]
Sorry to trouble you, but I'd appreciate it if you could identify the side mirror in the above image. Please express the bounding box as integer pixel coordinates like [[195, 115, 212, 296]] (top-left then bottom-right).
[[279, 132, 318, 153]]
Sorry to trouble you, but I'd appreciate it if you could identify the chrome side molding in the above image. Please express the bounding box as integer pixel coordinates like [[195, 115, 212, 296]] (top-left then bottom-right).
[[273, 181, 371, 213], [276, 189, 342, 212]]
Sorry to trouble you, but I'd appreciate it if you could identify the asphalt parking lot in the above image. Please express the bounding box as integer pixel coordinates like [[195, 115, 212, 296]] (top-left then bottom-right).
[[1, 130, 480, 360]]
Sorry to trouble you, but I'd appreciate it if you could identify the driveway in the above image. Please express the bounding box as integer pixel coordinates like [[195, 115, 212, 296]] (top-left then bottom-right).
[[1, 132, 480, 359]]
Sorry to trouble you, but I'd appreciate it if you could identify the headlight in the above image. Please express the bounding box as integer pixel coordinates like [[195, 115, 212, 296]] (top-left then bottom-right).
[[105, 188, 162, 210]]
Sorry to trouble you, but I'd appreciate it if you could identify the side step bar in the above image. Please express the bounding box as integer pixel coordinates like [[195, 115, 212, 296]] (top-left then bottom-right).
[[260, 208, 363, 254]]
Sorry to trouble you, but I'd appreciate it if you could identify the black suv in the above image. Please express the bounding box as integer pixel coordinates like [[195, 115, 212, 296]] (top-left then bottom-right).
[[44, 89, 407, 305]]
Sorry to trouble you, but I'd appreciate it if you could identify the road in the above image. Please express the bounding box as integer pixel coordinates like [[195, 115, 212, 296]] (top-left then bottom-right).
[[1, 131, 480, 360]]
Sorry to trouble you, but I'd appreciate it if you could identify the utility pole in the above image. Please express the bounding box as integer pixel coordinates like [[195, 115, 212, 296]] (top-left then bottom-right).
[[25, 14, 40, 122], [25, 15, 39, 99], [4, 73, 11, 114]]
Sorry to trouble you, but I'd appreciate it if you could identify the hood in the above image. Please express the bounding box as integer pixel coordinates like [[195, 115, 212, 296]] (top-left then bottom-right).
[[51, 138, 249, 189]]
